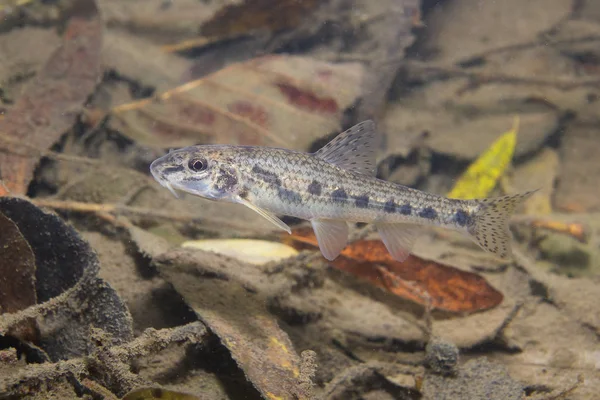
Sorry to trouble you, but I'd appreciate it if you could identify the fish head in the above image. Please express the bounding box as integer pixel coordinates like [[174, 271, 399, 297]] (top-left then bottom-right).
[[150, 146, 239, 201]]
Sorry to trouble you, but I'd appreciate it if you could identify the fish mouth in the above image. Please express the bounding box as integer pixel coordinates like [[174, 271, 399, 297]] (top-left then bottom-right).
[[150, 158, 181, 199]]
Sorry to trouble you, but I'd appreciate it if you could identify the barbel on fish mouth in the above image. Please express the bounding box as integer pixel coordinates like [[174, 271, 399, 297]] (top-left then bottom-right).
[[150, 120, 535, 261]]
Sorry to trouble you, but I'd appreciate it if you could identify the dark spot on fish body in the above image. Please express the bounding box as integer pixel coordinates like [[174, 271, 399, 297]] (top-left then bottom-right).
[[238, 186, 250, 199], [384, 199, 396, 213], [399, 203, 412, 216], [216, 167, 237, 191], [252, 164, 281, 187], [354, 195, 369, 208], [308, 180, 322, 196], [331, 188, 348, 203], [279, 187, 303, 204], [418, 207, 438, 220], [454, 209, 471, 227]]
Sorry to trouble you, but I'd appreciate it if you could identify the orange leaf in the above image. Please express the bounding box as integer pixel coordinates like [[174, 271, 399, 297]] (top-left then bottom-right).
[[285, 228, 503, 313]]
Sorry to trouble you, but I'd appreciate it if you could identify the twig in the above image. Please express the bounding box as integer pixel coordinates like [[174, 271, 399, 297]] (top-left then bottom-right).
[[404, 61, 600, 90], [0, 136, 105, 167], [0, 322, 208, 397], [30, 198, 263, 234]]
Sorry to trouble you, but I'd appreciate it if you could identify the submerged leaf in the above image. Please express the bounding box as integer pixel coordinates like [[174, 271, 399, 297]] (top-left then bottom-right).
[[156, 249, 303, 400], [122, 387, 202, 400], [0, 197, 132, 360], [447, 117, 519, 200], [0, 210, 37, 341], [0, 0, 103, 196], [182, 239, 298, 265], [200, 0, 320, 38], [286, 228, 503, 313], [111, 55, 364, 150], [0, 211, 36, 315]]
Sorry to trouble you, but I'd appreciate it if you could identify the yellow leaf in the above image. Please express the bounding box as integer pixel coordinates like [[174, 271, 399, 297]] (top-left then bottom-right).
[[447, 117, 519, 200]]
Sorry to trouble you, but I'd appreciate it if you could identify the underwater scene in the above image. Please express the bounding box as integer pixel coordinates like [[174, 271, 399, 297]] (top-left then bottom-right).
[[0, 0, 598, 399]]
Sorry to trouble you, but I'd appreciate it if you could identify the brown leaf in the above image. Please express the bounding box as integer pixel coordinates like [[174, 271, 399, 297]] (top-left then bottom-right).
[[111, 55, 364, 149], [286, 228, 503, 313], [0, 210, 37, 342], [0, 0, 103, 196], [162, 0, 320, 53], [0, 211, 36, 314], [0, 197, 132, 360], [156, 248, 304, 400], [200, 0, 320, 38], [122, 387, 203, 400]]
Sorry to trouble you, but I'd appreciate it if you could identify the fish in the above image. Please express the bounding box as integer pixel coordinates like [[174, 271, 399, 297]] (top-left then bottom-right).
[[150, 120, 535, 262]]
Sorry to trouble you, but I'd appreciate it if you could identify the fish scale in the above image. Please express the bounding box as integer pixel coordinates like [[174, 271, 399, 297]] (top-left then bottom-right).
[[150, 120, 535, 262], [238, 147, 468, 227]]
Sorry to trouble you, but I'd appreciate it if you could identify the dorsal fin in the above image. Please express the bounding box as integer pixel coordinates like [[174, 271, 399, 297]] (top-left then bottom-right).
[[314, 120, 379, 176]]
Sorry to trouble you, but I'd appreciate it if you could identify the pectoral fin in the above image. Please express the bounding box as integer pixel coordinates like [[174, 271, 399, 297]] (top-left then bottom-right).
[[238, 197, 291, 234], [311, 219, 349, 260], [376, 223, 421, 262]]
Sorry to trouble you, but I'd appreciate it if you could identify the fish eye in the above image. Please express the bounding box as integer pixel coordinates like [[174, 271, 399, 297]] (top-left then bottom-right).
[[188, 158, 207, 172]]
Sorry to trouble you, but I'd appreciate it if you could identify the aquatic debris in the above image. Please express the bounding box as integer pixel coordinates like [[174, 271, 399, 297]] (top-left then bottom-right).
[[285, 227, 503, 313], [0, 197, 132, 361], [122, 387, 202, 400], [111, 55, 364, 150], [447, 117, 519, 200], [0, 210, 37, 342], [182, 238, 298, 265], [156, 248, 305, 400], [529, 219, 589, 244], [0, 0, 103, 196]]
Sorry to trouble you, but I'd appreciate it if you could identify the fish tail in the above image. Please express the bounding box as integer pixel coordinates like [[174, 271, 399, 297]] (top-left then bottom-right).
[[468, 190, 537, 259]]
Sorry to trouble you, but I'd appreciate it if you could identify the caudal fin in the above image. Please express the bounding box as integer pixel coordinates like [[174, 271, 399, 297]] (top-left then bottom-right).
[[468, 191, 536, 259]]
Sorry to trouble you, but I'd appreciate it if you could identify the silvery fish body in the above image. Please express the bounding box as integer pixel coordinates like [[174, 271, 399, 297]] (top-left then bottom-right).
[[150, 121, 534, 261]]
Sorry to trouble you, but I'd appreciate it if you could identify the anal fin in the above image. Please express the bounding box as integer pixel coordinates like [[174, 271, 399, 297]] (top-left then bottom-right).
[[237, 197, 291, 234], [376, 223, 421, 262], [311, 219, 349, 261]]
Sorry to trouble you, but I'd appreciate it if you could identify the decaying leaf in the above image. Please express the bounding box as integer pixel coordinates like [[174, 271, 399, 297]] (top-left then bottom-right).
[[0, 0, 103, 196], [181, 239, 298, 265], [200, 0, 320, 39], [447, 117, 518, 200], [0, 197, 98, 302], [286, 228, 503, 313], [155, 248, 304, 400], [0, 211, 36, 315], [0, 197, 132, 360], [162, 0, 320, 53], [122, 387, 202, 400], [0, 210, 37, 342], [111, 55, 364, 149]]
